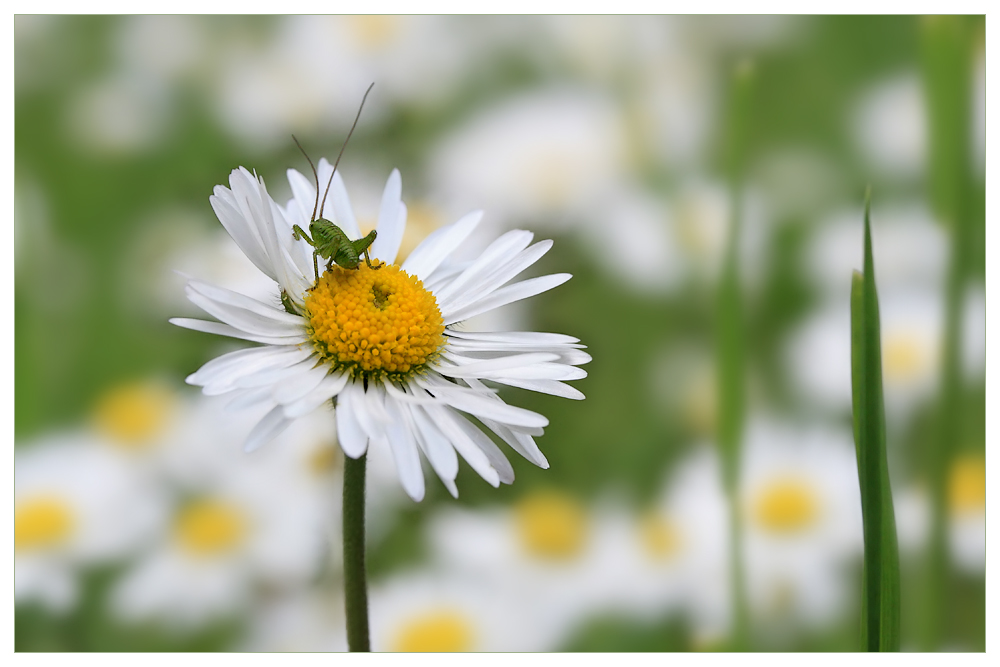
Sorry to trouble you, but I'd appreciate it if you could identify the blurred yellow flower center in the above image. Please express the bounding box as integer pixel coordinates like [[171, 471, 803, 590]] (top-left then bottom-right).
[[515, 491, 588, 559], [15, 496, 75, 553], [174, 499, 247, 557], [883, 332, 930, 383], [93, 382, 174, 448], [346, 15, 400, 50], [948, 454, 986, 516], [308, 444, 341, 474], [305, 262, 445, 380], [752, 478, 820, 534], [640, 514, 683, 561], [392, 610, 474, 652]]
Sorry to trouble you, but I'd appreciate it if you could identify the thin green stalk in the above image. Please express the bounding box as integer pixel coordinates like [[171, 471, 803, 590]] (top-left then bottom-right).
[[919, 16, 975, 651], [343, 452, 370, 652], [850, 191, 901, 652], [715, 58, 753, 650]]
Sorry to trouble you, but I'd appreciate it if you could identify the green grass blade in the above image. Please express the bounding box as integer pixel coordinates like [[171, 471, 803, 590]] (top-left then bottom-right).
[[850, 192, 901, 652]]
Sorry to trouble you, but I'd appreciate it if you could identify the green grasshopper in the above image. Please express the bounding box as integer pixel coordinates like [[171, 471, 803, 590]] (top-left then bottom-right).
[[291, 83, 379, 281]]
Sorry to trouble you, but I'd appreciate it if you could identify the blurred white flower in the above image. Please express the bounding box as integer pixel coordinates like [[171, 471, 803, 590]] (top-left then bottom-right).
[[806, 202, 947, 301], [369, 570, 545, 652], [752, 148, 847, 223], [213, 16, 480, 149], [852, 73, 927, 179], [583, 186, 683, 294], [946, 453, 985, 574], [110, 444, 328, 627], [67, 73, 171, 155], [429, 88, 629, 231], [427, 489, 698, 648], [654, 448, 730, 645], [115, 15, 208, 85], [739, 421, 863, 630], [15, 437, 166, 612], [240, 590, 347, 652], [648, 342, 717, 436], [786, 288, 945, 416]]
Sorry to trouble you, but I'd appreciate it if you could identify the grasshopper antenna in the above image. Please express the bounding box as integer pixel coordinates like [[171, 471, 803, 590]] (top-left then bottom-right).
[[318, 82, 374, 219], [292, 134, 321, 222]]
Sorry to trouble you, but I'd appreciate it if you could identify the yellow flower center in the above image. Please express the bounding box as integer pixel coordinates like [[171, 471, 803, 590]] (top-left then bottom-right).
[[948, 454, 986, 516], [514, 491, 588, 560], [93, 381, 174, 448], [752, 477, 820, 534], [883, 332, 931, 384], [305, 262, 445, 380], [174, 499, 247, 557], [15, 496, 75, 553], [639, 513, 683, 561], [391, 610, 475, 652]]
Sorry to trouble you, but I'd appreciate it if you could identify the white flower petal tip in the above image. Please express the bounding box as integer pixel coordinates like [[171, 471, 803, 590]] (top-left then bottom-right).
[[173, 161, 587, 500]]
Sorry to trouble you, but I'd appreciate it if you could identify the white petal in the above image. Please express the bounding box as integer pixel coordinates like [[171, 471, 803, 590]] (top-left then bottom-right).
[[424, 404, 500, 487], [321, 162, 362, 240], [383, 401, 425, 501], [185, 290, 304, 338], [415, 376, 548, 429], [445, 330, 581, 346], [432, 353, 559, 378], [286, 167, 318, 226], [443, 273, 572, 325], [210, 191, 274, 280], [272, 364, 330, 405], [407, 400, 459, 483], [336, 385, 369, 458], [370, 169, 404, 264], [489, 378, 586, 400], [244, 405, 293, 452], [402, 210, 483, 281], [438, 240, 553, 315], [186, 345, 310, 388], [170, 318, 308, 346], [187, 280, 304, 326], [451, 414, 515, 485], [284, 373, 349, 418], [234, 357, 317, 389], [225, 387, 275, 412], [433, 229, 534, 305], [478, 416, 550, 468]]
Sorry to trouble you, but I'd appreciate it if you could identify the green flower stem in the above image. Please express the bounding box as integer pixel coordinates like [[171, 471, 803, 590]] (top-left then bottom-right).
[[343, 452, 370, 652], [850, 192, 901, 652], [715, 58, 754, 650]]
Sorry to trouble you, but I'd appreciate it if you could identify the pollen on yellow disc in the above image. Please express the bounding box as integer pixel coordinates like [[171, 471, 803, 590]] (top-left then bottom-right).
[[174, 499, 247, 557], [305, 262, 444, 378], [640, 513, 683, 561], [391, 610, 475, 652], [514, 490, 588, 559], [882, 332, 930, 383], [948, 454, 986, 516], [752, 477, 820, 534], [15, 496, 75, 553], [93, 381, 174, 448]]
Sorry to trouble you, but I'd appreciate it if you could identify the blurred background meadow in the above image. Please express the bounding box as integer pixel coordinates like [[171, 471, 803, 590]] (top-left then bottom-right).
[[14, 15, 985, 652]]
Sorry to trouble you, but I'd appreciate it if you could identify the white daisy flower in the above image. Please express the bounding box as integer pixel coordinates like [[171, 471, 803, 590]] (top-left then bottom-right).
[[369, 569, 542, 652], [947, 453, 986, 574], [739, 421, 864, 630], [172, 162, 589, 501], [426, 490, 671, 648], [15, 436, 166, 612], [109, 450, 327, 627]]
